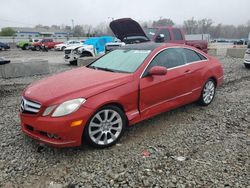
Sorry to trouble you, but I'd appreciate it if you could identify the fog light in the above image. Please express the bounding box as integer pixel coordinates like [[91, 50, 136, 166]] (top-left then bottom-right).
[[70, 120, 83, 127]]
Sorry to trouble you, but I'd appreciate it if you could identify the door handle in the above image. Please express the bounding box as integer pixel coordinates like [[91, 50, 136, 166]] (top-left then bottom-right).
[[184, 69, 192, 74]]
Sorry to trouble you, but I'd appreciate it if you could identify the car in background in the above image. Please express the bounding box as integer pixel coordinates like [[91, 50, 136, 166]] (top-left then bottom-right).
[[20, 42, 223, 148], [64, 36, 114, 65], [54, 40, 85, 51], [233, 39, 249, 45], [0, 57, 10, 65], [110, 18, 208, 53], [105, 38, 125, 53], [0, 42, 10, 50], [30, 39, 63, 51], [244, 43, 250, 69], [17, 39, 41, 50]]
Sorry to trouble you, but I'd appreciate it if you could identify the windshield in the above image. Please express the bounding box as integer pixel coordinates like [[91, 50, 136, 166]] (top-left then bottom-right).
[[144, 28, 158, 40], [88, 49, 151, 73]]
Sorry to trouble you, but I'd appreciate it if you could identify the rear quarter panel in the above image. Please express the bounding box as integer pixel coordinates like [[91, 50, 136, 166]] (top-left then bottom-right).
[[202, 56, 223, 87]]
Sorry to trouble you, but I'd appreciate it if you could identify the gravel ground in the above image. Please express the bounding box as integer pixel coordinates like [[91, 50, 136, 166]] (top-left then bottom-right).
[[0, 50, 249, 187]]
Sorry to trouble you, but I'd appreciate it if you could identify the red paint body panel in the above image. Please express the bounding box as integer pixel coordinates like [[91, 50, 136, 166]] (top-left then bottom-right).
[[32, 39, 62, 49], [149, 27, 208, 53], [20, 43, 223, 147]]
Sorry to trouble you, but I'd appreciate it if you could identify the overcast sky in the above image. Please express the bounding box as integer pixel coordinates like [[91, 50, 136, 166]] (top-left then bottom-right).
[[0, 0, 249, 29]]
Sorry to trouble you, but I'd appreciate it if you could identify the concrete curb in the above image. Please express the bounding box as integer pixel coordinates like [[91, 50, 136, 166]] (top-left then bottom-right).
[[0, 59, 49, 78], [208, 48, 217, 56], [226, 48, 247, 58]]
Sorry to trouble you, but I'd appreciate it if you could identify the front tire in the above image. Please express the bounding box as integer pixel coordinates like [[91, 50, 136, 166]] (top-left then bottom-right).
[[83, 105, 126, 148], [69, 60, 77, 65], [244, 63, 250, 69], [198, 79, 216, 106]]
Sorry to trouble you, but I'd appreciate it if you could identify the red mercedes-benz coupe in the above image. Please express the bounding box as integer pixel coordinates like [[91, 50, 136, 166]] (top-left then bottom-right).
[[20, 42, 223, 148]]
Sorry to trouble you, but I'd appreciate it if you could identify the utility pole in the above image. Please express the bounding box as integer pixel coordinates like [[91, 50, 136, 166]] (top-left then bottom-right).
[[71, 19, 74, 37]]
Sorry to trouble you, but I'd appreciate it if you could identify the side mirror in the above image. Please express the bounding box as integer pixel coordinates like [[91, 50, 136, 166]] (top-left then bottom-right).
[[148, 66, 167, 76], [155, 34, 165, 43]]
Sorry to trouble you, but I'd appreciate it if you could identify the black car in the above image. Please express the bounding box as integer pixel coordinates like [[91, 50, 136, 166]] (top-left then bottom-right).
[[233, 39, 249, 45], [0, 42, 10, 50]]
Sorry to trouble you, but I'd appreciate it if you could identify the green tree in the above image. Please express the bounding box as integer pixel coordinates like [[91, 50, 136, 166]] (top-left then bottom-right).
[[152, 18, 174, 27], [0, 27, 16, 36]]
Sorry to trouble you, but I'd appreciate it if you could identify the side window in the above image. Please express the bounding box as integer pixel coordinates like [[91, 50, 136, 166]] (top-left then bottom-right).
[[173, 29, 183, 40], [158, 29, 171, 41], [143, 48, 186, 76], [183, 48, 207, 63]]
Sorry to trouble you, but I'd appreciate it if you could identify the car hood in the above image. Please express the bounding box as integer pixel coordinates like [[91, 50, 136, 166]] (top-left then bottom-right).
[[110, 18, 149, 42], [65, 44, 90, 50], [23, 67, 132, 105]]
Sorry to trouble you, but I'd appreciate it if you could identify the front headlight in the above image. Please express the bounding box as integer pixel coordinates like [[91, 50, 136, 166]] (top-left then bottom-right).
[[43, 98, 86, 117]]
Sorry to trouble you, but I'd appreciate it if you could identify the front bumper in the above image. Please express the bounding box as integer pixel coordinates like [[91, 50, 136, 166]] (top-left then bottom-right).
[[64, 53, 79, 62], [55, 46, 62, 51], [20, 106, 94, 148]]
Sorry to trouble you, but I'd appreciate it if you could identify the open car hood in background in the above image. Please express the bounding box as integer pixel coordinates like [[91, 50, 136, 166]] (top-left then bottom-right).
[[110, 18, 150, 43]]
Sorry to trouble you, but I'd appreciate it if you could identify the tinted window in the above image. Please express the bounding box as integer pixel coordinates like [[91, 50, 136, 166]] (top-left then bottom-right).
[[144, 28, 158, 40], [173, 29, 183, 40], [145, 48, 186, 75], [183, 49, 203, 63], [158, 29, 171, 41]]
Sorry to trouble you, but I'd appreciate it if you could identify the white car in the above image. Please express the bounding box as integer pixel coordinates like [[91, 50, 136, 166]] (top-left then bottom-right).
[[105, 42, 125, 53], [244, 48, 250, 69], [64, 44, 96, 65], [55, 40, 84, 51]]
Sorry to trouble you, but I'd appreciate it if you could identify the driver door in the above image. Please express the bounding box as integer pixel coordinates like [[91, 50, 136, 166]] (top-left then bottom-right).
[[139, 48, 192, 119]]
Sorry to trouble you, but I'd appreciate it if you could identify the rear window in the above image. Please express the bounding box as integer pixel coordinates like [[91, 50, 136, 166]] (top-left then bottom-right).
[[182, 48, 207, 63], [173, 29, 183, 40], [158, 29, 171, 41]]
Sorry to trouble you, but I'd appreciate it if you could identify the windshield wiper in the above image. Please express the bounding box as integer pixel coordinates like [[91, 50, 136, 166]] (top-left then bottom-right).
[[88, 65, 114, 72], [96, 67, 115, 72], [88, 65, 130, 73]]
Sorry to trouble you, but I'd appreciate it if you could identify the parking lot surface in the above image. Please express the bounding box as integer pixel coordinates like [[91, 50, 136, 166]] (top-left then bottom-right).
[[0, 49, 249, 187]]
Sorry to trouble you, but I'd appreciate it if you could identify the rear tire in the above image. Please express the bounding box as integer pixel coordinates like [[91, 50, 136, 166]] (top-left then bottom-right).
[[83, 105, 126, 148], [35, 46, 40, 51], [198, 79, 216, 106], [69, 60, 77, 65], [61, 46, 66, 51], [244, 63, 250, 69]]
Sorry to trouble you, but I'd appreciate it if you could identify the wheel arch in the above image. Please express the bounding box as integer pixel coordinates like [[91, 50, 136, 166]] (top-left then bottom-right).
[[81, 49, 94, 57], [208, 76, 217, 87], [81, 101, 128, 147]]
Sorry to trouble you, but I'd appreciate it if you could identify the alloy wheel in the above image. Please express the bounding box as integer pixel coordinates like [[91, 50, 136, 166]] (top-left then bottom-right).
[[88, 109, 123, 146], [202, 80, 215, 104]]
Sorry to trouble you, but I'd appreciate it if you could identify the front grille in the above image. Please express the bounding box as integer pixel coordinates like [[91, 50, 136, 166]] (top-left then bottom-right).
[[64, 49, 71, 55], [21, 97, 41, 114]]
